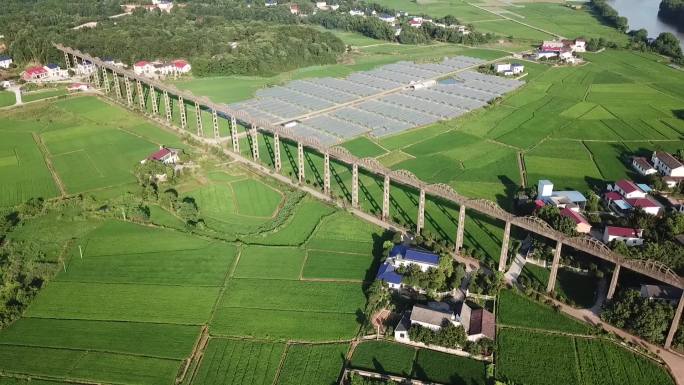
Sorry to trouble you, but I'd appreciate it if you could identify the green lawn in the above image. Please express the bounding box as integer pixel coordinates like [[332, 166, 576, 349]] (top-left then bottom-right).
[[0, 90, 15, 107]]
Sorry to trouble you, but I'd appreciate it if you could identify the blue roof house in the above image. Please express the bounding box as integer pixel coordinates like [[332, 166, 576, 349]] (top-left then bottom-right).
[[390, 245, 440, 272], [376, 262, 402, 289]]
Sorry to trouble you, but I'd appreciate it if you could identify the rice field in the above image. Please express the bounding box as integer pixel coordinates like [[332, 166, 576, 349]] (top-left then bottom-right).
[[275, 343, 348, 385], [496, 289, 591, 334], [496, 329, 674, 385]]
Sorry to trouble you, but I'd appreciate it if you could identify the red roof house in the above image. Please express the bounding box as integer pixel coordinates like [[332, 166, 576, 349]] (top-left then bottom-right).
[[613, 179, 646, 199], [23, 66, 48, 80], [560, 207, 591, 233], [171, 59, 191, 73], [144, 147, 180, 164], [625, 197, 662, 215], [603, 226, 644, 246]]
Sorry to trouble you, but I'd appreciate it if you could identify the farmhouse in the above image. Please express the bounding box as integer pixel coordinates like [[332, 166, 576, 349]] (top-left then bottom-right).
[[651, 151, 684, 177], [134, 61, 154, 75], [540, 38, 585, 53], [602, 226, 643, 246], [289, 3, 299, 14], [74, 60, 95, 75], [495, 63, 511, 73], [560, 207, 591, 234], [537, 180, 586, 211], [394, 303, 458, 343], [143, 146, 180, 164], [632, 157, 657, 176], [265, 0, 277, 6], [640, 284, 683, 304], [377, 13, 396, 23], [624, 197, 662, 216], [102, 57, 126, 67], [349, 9, 365, 16], [0, 55, 12, 69], [459, 302, 496, 342], [610, 179, 647, 199], [376, 262, 402, 289], [171, 59, 191, 74], [390, 245, 440, 272], [535, 51, 558, 60], [22, 66, 48, 81], [45, 63, 66, 78]]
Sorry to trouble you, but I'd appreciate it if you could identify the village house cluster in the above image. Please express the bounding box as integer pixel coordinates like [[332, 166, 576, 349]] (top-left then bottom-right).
[[122, 0, 174, 14], [133, 59, 191, 78], [376, 244, 495, 352], [535, 38, 585, 64], [22, 64, 69, 82], [632, 151, 684, 189], [0, 55, 13, 69], [494, 62, 525, 76]]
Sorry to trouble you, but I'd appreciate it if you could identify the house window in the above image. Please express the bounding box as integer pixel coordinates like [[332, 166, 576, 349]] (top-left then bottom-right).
[[399, 333, 405, 338]]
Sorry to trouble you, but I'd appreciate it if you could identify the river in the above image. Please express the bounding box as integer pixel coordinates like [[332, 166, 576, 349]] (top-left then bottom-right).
[[608, 0, 684, 49]]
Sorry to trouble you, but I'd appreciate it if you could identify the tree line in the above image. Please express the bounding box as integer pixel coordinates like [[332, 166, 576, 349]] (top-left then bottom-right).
[[589, 0, 629, 32], [659, 0, 684, 26]]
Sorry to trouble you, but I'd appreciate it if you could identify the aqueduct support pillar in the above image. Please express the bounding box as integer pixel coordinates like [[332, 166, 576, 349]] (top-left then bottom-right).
[[163, 91, 172, 123], [546, 241, 563, 293], [178, 97, 187, 130], [323, 152, 330, 196], [195, 103, 203, 137], [455, 205, 466, 253], [113, 74, 122, 100], [136, 80, 145, 111], [382, 176, 390, 221], [274, 133, 282, 171], [607, 264, 621, 300], [498, 221, 512, 272], [151, 88, 159, 116], [250, 125, 259, 161], [230, 116, 240, 153], [64, 52, 71, 69], [211, 109, 219, 139], [124, 76, 133, 107], [92, 67, 101, 88], [417, 189, 425, 234], [352, 164, 359, 208], [101, 67, 110, 94], [297, 142, 305, 183], [665, 291, 684, 349]]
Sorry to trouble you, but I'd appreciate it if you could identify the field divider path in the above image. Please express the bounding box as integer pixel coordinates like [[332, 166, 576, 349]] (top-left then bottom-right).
[[32, 132, 67, 196], [207, 246, 243, 325], [271, 342, 292, 385]]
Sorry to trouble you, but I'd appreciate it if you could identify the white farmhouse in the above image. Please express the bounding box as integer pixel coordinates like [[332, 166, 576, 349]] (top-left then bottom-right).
[[495, 63, 511, 73], [603, 226, 644, 246], [632, 157, 657, 176], [652, 151, 684, 177]]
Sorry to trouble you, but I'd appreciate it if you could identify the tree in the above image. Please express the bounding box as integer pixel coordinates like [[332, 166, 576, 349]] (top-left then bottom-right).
[[536, 205, 576, 236], [602, 289, 675, 344], [585, 190, 600, 212], [629, 28, 649, 43], [652, 32, 683, 58]]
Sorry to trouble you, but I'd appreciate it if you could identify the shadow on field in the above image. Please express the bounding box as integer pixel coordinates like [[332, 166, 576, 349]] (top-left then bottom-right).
[[283, 144, 297, 178], [496, 175, 519, 211], [331, 163, 351, 202], [305, 152, 323, 188], [673, 109, 684, 120]]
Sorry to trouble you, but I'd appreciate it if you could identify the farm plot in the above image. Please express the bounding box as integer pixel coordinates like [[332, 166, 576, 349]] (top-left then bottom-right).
[[0, 345, 180, 385], [341, 136, 388, 158], [412, 349, 486, 385], [231, 178, 283, 217], [0, 129, 59, 207], [212, 279, 365, 340], [275, 343, 348, 385], [350, 341, 487, 385], [192, 338, 285, 385], [0, 318, 198, 359], [497, 289, 590, 334], [0, 90, 15, 107], [575, 338, 674, 385], [497, 328, 674, 385], [350, 341, 416, 377], [496, 329, 580, 385], [233, 245, 305, 279], [242, 198, 336, 245]]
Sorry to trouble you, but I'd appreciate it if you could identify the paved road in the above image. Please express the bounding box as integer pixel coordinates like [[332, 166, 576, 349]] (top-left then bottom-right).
[[504, 253, 526, 283]]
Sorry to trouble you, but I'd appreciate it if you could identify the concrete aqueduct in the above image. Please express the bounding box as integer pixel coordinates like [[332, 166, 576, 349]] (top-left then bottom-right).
[[55, 44, 684, 349]]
